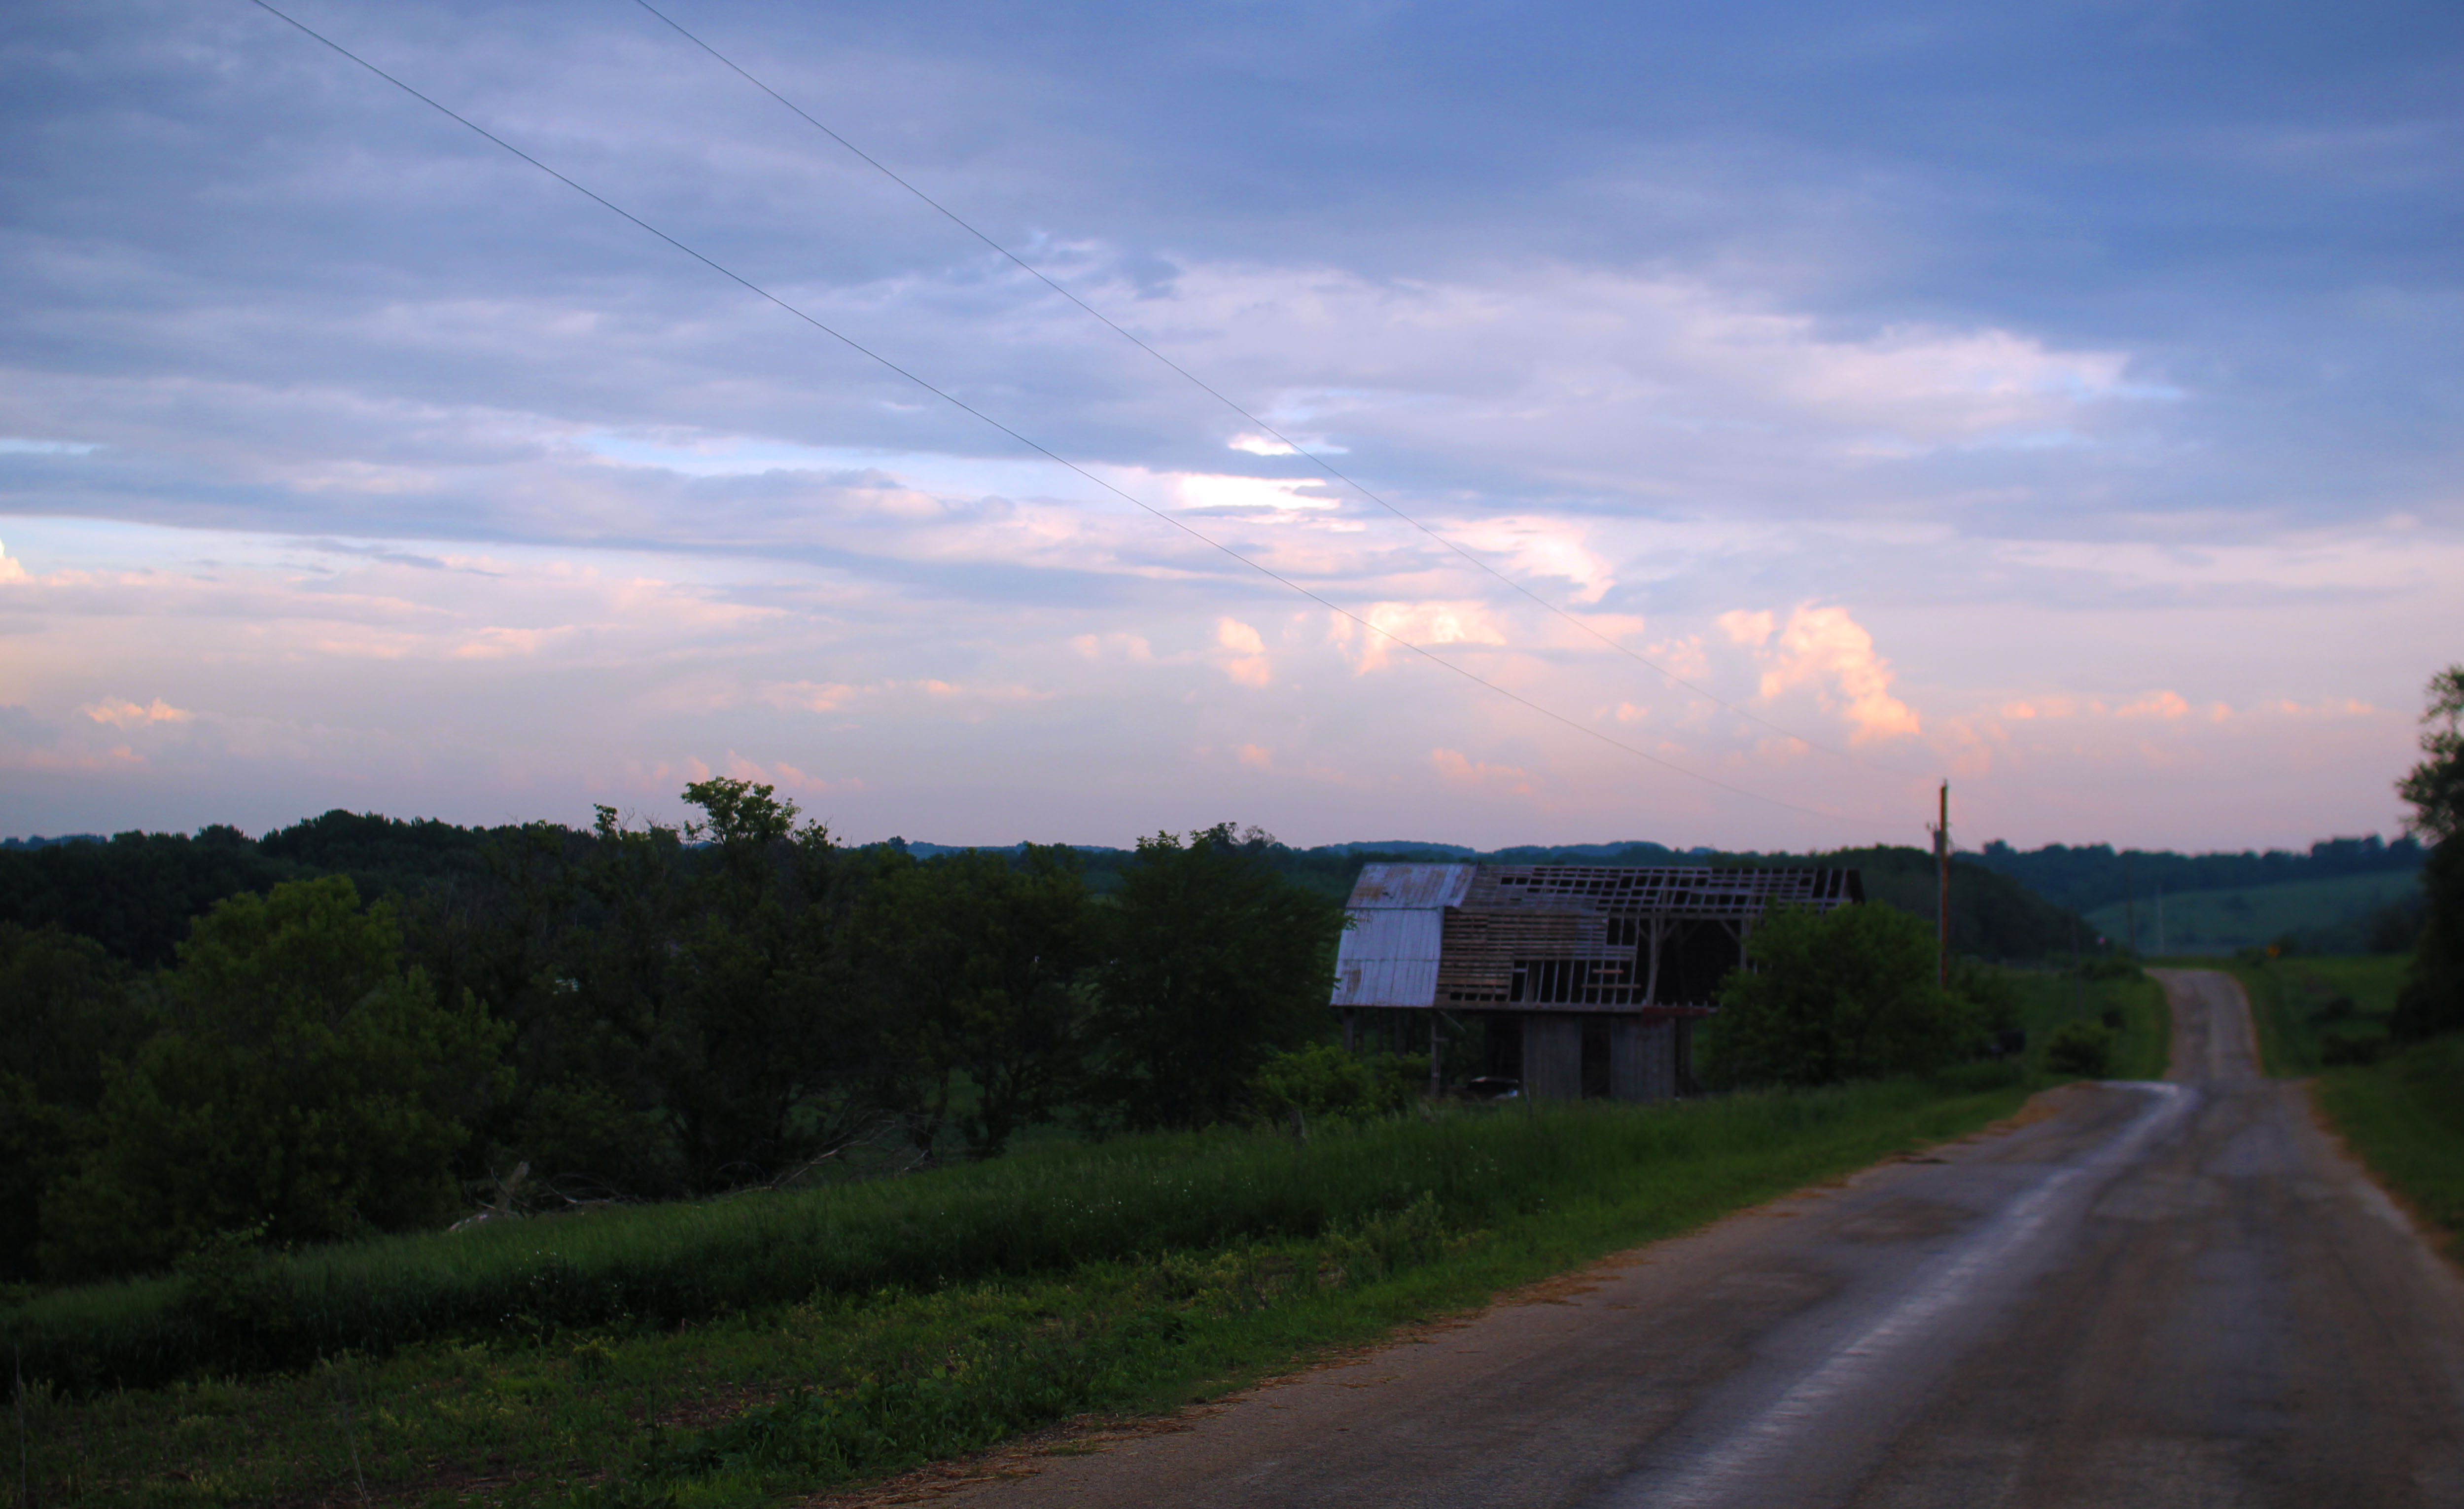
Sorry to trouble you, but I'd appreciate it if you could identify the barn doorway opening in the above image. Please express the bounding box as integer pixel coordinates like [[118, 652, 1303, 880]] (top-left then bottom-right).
[[1486, 1013, 1523, 1080]]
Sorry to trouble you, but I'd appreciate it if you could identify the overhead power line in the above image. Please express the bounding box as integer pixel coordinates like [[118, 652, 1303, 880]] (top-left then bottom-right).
[[245, 0, 1901, 834], [628, 0, 1902, 778]]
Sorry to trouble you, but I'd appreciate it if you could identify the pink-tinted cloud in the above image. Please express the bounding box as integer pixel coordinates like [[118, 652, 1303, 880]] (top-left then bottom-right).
[[1332, 601, 1509, 674], [81, 697, 192, 727], [1726, 604, 1920, 744], [1215, 617, 1271, 687]]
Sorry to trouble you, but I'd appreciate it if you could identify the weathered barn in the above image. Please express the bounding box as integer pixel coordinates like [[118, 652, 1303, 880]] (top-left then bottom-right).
[[1330, 862, 1863, 1101]]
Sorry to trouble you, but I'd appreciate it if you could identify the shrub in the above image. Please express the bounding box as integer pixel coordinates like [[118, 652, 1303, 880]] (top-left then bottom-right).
[[2319, 1036, 2385, 1067], [1249, 1044, 1424, 1125], [1700, 901, 1983, 1089], [2043, 1019, 2113, 1078]]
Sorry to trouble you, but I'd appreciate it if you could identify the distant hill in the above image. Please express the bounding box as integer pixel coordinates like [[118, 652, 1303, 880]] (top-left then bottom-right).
[[2084, 870, 2423, 956], [1970, 835, 2422, 915]]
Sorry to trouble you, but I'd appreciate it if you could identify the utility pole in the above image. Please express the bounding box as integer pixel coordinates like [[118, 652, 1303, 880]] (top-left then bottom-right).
[[1932, 780, 1950, 987]]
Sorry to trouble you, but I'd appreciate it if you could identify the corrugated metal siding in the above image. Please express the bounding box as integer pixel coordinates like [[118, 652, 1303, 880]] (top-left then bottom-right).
[[1332, 907, 1445, 1007]]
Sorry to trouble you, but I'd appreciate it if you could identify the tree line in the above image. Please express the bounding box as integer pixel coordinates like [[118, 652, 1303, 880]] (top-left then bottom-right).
[[0, 786, 1339, 1283], [2, 819, 2094, 973]]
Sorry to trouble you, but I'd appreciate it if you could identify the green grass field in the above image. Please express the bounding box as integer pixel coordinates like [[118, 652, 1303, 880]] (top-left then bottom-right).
[[17, 1077, 2039, 1508], [2082, 870, 2418, 956]]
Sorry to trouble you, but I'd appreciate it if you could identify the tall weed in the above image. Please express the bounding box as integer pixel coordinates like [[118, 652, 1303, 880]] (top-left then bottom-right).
[[6, 1080, 1984, 1395]]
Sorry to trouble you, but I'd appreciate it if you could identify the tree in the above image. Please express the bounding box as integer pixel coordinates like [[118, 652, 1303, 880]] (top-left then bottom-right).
[[850, 845, 1099, 1159], [39, 877, 509, 1277], [0, 924, 145, 1280], [1698, 901, 1984, 1089], [532, 782, 874, 1191], [1084, 825, 1343, 1131], [2394, 667, 2464, 1040]]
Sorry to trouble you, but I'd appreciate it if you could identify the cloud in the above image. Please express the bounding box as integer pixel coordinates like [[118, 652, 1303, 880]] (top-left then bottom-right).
[[1430, 748, 1532, 795], [1717, 611, 1774, 648], [762, 681, 859, 713], [1644, 635, 1711, 679], [1736, 604, 1920, 744], [1445, 517, 1614, 603], [1236, 742, 1272, 769], [2256, 697, 2379, 719], [82, 697, 193, 728], [1214, 617, 1271, 686], [2115, 690, 2191, 720], [1333, 601, 1509, 674], [1070, 632, 1153, 662], [452, 625, 572, 660], [717, 751, 851, 795], [1166, 472, 1337, 513]]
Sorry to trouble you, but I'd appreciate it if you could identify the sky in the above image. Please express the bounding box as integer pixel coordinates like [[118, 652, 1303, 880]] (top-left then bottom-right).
[[2, 0, 2459, 853]]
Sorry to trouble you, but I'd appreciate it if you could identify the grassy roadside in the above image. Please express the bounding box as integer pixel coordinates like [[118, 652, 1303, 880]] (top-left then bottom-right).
[[2209, 953, 2404, 1076], [2203, 953, 2461, 1263], [21, 1075, 2035, 1508], [2013, 967, 2170, 1081], [2313, 1037, 2464, 1263]]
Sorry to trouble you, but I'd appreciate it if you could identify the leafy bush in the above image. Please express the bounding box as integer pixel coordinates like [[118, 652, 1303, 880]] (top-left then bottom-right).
[[1248, 1044, 1424, 1125], [1700, 901, 1983, 1089], [2319, 1036, 2385, 1067], [1946, 955, 2023, 1035], [2043, 1019, 2113, 1078], [2312, 995, 2359, 1023]]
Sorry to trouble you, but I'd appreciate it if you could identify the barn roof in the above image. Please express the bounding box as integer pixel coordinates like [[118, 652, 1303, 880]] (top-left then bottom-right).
[[1330, 861, 1863, 1013]]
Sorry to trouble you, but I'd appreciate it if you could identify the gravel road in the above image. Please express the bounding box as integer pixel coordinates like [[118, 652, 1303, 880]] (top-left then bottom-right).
[[949, 970, 2464, 1507]]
